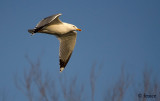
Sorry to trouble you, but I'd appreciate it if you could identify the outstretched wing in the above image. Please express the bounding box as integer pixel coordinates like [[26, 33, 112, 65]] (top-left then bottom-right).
[[36, 13, 62, 28], [58, 31, 77, 72], [31, 13, 62, 33]]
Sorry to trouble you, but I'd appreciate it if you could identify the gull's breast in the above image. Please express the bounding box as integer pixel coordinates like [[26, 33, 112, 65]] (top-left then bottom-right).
[[43, 24, 69, 35]]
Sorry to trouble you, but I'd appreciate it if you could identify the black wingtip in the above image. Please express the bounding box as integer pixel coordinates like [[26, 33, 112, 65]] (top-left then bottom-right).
[[60, 59, 67, 68], [59, 53, 72, 72], [28, 29, 35, 34], [60, 67, 65, 72]]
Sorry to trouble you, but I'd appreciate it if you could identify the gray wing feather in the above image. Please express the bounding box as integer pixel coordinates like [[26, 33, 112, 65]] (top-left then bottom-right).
[[58, 31, 77, 71], [35, 13, 62, 29]]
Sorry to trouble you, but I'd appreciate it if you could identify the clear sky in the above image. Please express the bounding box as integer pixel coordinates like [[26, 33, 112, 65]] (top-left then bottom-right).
[[0, 0, 160, 100]]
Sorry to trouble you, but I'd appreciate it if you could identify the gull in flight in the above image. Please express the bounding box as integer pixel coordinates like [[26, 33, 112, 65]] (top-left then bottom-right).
[[28, 13, 81, 72]]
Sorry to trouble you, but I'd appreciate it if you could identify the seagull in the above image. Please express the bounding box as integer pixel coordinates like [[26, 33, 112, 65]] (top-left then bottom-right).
[[28, 13, 81, 72]]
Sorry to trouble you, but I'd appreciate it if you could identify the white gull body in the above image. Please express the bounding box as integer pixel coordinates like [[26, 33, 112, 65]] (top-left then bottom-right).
[[28, 13, 81, 72]]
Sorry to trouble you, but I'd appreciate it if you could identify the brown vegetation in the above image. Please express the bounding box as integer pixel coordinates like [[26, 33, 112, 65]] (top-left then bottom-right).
[[12, 57, 160, 101]]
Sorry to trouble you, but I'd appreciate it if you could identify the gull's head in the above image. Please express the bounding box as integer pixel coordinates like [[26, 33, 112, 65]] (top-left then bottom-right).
[[65, 23, 81, 32], [72, 25, 82, 31]]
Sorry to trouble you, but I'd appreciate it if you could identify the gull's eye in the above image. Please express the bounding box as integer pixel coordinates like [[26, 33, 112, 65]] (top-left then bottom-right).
[[73, 26, 75, 27]]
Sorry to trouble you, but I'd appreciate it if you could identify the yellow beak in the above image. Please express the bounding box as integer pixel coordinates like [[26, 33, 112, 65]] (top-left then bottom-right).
[[76, 28, 82, 31]]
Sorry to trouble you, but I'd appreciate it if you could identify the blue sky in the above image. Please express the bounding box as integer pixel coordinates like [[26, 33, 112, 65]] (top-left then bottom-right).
[[0, 0, 160, 100]]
